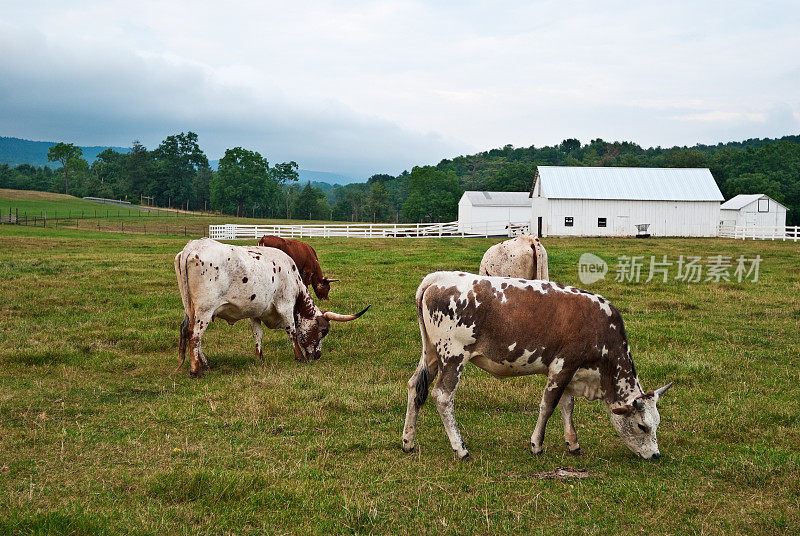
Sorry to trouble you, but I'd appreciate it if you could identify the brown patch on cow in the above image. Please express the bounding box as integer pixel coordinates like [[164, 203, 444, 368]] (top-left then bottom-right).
[[242, 277, 248, 283], [422, 276, 638, 403], [250, 294, 256, 300], [258, 235, 330, 299]]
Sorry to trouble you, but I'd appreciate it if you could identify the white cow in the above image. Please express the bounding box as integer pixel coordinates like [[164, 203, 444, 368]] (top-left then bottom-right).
[[174, 238, 368, 376], [479, 235, 549, 280]]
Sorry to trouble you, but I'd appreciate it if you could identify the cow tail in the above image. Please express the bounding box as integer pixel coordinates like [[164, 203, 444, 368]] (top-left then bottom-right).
[[413, 275, 437, 408], [413, 359, 431, 409], [533, 240, 549, 280], [176, 250, 194, 371]]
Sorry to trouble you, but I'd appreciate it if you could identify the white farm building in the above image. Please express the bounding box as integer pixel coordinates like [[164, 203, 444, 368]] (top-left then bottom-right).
[[719, 194, 787, 229], [458, 191, 533, 235], [529, 166, 724, 237]]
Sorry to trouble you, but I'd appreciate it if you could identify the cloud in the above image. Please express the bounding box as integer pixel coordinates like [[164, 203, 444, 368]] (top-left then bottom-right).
[[0, 18, 467, 177], [0, 1, 798, 175]]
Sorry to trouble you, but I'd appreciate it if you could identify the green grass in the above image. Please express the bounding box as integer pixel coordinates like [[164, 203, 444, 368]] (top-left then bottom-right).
[[0, 224, 798, 535], [0, 188, 342, 237]]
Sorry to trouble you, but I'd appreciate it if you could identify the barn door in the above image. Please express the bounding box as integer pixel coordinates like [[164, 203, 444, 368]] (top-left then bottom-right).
[[537, 217, 542, 237], [614, 216, 630, 235]]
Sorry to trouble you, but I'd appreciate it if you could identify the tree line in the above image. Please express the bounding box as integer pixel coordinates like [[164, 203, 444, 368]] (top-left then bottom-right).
[[1, 133, 799, 224]]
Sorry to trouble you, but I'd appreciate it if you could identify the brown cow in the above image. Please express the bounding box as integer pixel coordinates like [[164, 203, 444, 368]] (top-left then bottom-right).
[[257, 235, 337, 300]]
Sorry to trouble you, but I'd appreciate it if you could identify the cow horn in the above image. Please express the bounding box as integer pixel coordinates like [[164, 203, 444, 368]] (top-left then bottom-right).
[[324, 278, 339, 283], [654, 382, 674, 401], [323, 305, 370, 322]]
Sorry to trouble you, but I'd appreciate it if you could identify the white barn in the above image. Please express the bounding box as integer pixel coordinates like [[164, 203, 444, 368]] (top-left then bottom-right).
[[720, 194, 787, 229], [458, 191, 532, 235], [530, 166, 724, 237]]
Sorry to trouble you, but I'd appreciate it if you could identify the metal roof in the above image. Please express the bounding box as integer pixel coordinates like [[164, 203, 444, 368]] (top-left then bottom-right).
[[462, 191, 532, 207], [533, 166, 724, 201], [720, 194, 768, 210]]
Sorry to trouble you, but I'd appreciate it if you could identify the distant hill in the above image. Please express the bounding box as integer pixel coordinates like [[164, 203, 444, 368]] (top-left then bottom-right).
[[1, 137, 360, 186], [0, 136, 130, 167], [297, 169, 359, 185]]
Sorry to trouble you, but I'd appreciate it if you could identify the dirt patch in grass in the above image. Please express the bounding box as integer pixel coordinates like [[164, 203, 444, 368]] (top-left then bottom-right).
[[508, 467, 602, 480], [0, 189, 78, 201]]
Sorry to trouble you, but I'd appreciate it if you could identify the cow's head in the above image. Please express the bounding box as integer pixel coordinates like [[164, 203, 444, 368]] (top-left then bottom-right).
[[293, 305, 369, 361], [313, 277, 339, 300], [607, 383, 672, 459]]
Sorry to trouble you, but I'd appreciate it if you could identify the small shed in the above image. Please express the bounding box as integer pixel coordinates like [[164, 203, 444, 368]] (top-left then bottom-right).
[[458, 191, 532, 235], [529, 166, 724, 237], [720, 194, 787, 229]]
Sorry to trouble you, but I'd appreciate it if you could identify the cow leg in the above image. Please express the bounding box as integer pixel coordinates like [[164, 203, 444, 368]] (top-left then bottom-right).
[[402, 347, 440, 453], [558, 394, 582, 455], [188, 312, 212, 377], [431, 360, 470, 460], [286, 327, 306, 362], [530, 367, 577, 455], [251, 319, 263, 360]]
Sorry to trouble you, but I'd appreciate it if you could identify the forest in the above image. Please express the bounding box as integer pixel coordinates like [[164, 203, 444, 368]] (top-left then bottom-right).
[[1, 133, 799, 224]]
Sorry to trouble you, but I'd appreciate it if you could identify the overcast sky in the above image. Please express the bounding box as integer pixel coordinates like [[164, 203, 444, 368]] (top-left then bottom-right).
[[1, 1, 798, 177]]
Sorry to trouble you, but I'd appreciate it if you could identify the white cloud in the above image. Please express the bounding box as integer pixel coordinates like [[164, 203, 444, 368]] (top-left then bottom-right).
[[0, 0, 798, 175]]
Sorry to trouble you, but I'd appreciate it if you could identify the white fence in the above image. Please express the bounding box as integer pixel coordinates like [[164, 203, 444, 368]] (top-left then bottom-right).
[[208, 221, 502, 240], [718, 224, 799, 241]]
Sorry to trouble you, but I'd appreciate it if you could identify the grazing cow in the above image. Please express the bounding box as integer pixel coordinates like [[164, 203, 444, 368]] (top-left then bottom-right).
[[402, 271, 672, 460], [257, 235, 337, 300], [479, 234, 549, 280], [174, 238, 368, 376]]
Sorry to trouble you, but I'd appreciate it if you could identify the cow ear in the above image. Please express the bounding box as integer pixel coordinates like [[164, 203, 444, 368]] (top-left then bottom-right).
[[612, 405, 631, 415]]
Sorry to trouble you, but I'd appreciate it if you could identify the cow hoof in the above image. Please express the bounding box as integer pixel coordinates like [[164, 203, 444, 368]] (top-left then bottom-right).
[[569, 447, 583, 456], [189, 370, 202, 378], [402, 446, 416, 454], [530, 444, 544, 456], [460, 453, 471, 462]]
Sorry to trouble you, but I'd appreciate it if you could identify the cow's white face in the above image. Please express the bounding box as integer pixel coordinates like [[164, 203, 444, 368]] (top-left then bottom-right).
[[607, 383, 672, 459], [296, 314, 330, 360]]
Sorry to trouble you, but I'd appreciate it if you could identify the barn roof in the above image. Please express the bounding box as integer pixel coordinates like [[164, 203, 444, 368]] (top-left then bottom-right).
[[532, 166, 724, 201], [462, 191, 532, 207], [720, 194, 777, 210]]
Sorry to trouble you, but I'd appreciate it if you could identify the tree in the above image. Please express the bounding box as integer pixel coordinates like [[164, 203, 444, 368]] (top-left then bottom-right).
[[47, 143, 83, 195], [365, 182, 392, 222], [124, 141, 152, 200], [292, 183, 328, 220], [559, 138, 581, 156], [402, 166, 461, 222], [210, 147, 270, 217], [485, 162, 536, 191], [271, 161, 300, 184], [152, 132, 209, 207]]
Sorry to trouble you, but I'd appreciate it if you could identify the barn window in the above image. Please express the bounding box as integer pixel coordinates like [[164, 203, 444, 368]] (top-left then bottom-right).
[[598, 218, 607, 227], [565, 217, 574, 227], [758, 198, 769, 212]]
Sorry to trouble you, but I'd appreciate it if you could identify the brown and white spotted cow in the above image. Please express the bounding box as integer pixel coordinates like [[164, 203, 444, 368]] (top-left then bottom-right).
[[174, 238, 368, 376], [479, 234, 549, 280], [402, 271, 672, 460]]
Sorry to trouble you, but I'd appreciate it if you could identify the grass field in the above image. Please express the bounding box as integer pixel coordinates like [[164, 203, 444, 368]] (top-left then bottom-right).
[[0, 189, 339, 237], [1, 223, 798, 535]]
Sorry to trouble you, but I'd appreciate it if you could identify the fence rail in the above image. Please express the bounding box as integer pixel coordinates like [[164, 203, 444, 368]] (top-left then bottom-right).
[[718, 224, 799, 241], [208, 221, 513, 240]]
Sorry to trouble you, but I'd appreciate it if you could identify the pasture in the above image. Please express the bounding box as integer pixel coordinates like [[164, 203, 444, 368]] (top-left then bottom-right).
[[0, 223, 798, 535]]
